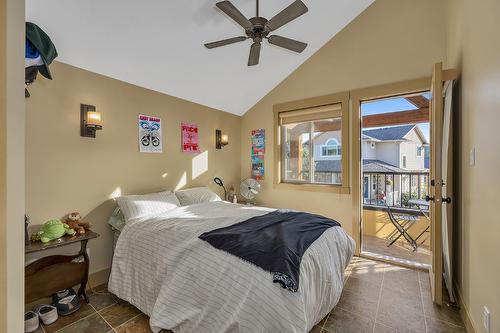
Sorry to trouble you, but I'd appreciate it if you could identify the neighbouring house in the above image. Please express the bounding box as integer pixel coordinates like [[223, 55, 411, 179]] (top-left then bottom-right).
[[312, 124, 429, 206], [362, 124, 428, 171], [312, 130, 343, 184]]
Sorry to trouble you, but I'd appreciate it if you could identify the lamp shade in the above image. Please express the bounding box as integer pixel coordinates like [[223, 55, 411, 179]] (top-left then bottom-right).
[[86, 111, 102, 128], [221, 134, 229, 145]]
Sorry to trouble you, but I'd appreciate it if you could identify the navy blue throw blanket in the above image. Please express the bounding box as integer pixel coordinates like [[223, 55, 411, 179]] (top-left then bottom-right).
[[198, 210, 340, 292]]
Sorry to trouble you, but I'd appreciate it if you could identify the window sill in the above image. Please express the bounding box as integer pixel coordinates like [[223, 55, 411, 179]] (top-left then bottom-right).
[[273, 182, 351, 194]]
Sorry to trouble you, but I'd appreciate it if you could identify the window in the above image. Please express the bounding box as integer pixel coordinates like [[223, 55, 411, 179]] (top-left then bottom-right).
[[281, 116, 342, 184], [417, 146, 422, 157], [321, 139, 341, 157], [402, 155, 407, 168], [370, 142, 376, 149], [274, 91, 349, 191]]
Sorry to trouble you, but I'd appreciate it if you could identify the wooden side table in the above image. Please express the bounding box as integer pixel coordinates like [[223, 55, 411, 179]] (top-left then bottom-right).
[[25, 230, 99, 304]]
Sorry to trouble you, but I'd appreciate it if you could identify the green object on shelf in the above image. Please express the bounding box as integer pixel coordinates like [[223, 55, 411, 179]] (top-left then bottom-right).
[[36, 219, 75, 243]]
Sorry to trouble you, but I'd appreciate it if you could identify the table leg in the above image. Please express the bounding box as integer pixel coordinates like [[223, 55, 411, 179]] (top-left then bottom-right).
[[78, 239, 90, 303], [415, 225, 430, 244]]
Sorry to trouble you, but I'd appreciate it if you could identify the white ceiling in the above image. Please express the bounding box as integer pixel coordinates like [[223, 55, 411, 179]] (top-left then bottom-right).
[[26, 0, 373, 115]]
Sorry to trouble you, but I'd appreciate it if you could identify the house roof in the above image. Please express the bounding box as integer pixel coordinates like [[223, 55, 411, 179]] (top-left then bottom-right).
[[315, 160, 342, 173], [315, 159, 428, 173], [362, 160, 406, 173], [362, 134, 379, 141], [362, 124, 416, 141], [363, 159, 428, 173]]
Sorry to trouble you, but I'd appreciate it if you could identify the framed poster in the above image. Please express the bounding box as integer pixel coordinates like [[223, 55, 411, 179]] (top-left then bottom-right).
[[251, 129, 265, 180], [138, 114, 162, 153], [181, 122, 200, 153]]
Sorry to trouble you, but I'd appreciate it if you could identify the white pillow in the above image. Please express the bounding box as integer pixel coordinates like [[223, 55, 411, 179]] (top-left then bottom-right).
[[175, 187, 221, 206], [116, 190, 180, 222]]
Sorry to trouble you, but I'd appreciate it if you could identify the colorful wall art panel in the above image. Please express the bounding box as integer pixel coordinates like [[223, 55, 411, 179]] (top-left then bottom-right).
[[251, 129, 265, 180]]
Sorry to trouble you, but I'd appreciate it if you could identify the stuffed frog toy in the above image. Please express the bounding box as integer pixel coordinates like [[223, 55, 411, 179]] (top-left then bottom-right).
[[35, 219, 76, 243]]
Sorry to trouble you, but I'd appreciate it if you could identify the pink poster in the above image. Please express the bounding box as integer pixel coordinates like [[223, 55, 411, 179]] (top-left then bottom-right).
[[181, 122, 200, 153]]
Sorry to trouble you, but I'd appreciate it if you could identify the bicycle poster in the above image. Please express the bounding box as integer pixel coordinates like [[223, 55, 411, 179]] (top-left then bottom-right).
[[138, 114, 162, 153]]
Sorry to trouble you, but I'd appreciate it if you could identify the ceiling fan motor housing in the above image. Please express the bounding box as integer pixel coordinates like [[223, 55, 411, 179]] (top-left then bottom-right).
[[246, 17, 270, 42]]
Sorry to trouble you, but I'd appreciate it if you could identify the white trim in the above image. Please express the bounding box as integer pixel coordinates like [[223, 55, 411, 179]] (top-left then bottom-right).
[[416, 146, 423, 157], [320, 138, 341, 157]]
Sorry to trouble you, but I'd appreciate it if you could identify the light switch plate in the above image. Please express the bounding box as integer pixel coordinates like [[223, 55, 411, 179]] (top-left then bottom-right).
[[470, 148, 476, 166]]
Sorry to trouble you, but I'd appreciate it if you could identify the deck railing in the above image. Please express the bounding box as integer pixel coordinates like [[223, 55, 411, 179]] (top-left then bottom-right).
[[363, 171, 429, 209]]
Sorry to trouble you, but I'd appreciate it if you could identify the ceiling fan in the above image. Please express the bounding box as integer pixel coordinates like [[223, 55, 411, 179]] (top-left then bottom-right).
[[204, 0, 309, 66]]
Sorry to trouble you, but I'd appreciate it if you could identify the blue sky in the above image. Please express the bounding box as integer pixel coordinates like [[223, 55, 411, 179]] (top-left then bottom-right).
[[361, 93, 430, 142]]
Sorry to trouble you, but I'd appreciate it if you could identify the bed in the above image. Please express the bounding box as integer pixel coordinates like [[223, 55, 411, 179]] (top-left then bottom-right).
[[108, 190, 355, 333]]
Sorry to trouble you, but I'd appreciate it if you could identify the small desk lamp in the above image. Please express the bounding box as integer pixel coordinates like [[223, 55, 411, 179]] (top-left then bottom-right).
[[213, 177, 227, 201]]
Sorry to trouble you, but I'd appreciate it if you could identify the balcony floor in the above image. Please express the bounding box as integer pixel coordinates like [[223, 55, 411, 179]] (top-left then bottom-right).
[[362, 235, 431, 268]]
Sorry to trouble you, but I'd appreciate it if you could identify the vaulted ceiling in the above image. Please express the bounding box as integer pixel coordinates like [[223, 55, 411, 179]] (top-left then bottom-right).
[[26, 0, 373, 115]]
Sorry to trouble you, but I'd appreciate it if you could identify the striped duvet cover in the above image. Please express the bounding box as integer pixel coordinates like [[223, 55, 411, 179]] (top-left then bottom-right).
[[108, 201, 354, 333]]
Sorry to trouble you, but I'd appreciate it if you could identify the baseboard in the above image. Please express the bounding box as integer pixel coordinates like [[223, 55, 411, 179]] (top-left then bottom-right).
[[88, 267, 111, 289], [454, 280, 479, 333]]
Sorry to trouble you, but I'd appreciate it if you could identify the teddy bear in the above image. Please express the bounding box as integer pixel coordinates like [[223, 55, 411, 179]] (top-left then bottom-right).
[[64, 212, 92, 235]]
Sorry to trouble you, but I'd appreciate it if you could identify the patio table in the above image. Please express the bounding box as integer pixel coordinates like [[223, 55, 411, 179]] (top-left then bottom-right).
[[408, 199, 430, 244]]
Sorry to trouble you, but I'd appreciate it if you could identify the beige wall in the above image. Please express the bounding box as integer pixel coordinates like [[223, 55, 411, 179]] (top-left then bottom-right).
[[1, 0, 26, 330], [0, 2, 7, 328], [240, 0, 447, 236], [446, 0, 500, 332], [25, 62, 241, 274]]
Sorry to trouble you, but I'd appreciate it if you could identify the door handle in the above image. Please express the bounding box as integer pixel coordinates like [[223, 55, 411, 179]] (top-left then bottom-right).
[[442, 197, 451, 204], [425, 195, 434, 202]]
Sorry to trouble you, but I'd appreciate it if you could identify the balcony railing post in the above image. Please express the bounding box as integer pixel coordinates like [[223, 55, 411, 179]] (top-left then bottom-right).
[[384, 174, 387, 203], [400, 175, 403, 207], [409, 175, 412, 208]]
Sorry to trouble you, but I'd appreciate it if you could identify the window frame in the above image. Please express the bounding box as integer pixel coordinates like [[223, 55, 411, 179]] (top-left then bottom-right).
[[273, 91, 350, 193], [321, 138, 341, 157], [416, 146, 423, 157]]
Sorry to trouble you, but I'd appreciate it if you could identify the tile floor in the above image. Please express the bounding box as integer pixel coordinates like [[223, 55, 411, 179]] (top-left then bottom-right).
[[29, 285, 173, 333], [28, 257, 465, 333], [363, 235, 431, 267], [311, 257, 465, 333]]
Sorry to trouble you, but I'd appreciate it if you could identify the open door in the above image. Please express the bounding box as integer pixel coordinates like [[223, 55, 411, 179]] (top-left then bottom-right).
[[429, 62, 444, 305], [429, 62, 457, 305]]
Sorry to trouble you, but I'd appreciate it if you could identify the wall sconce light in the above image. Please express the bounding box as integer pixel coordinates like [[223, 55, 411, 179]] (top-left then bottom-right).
[[80, 104, 103, 138], [215, 129, 229, 149]]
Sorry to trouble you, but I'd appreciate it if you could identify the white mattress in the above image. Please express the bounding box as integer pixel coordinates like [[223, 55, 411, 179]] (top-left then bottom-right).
[[108, 201, 355, 333]]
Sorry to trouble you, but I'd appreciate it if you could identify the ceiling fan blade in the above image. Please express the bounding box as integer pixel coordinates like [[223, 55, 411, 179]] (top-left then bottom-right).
[[216, 1, 253, 30], [265, 0, 308, 32], [248, 42, 261, 66], [268, 35, 307, 53], [204, 36, 247, 49]]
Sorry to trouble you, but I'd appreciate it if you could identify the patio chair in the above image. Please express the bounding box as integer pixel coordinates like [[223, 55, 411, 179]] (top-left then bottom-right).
[[385, 203, 419, 251]]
